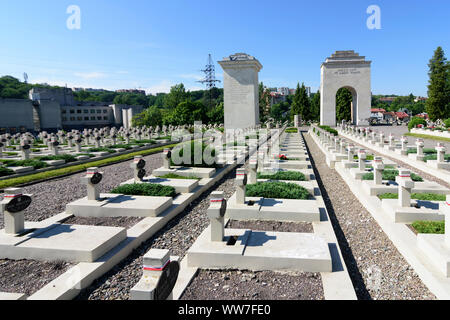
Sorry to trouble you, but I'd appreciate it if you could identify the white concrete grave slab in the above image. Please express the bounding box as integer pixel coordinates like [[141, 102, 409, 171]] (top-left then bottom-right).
[[121, 176, 199, 193], [152, 166, 216, 179], [187, 226, 332, 272], [66, 193, 173, 218]]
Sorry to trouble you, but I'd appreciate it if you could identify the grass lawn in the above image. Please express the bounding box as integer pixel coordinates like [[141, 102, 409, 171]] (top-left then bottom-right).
[[411, 220, 445, 234], [377, 193, 446, 201], [405, 132, 450, 143]]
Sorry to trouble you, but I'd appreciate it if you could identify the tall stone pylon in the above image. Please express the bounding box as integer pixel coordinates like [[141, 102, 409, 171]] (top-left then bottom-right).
[[218, 53, 263, 130]]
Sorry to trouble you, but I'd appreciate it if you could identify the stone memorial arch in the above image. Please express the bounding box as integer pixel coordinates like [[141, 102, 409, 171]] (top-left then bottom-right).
[[320, 51, 371, 127]]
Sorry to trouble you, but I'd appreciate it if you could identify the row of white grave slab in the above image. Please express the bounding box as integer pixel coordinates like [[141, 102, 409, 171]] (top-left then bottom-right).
[[0, 126, 281, 299], [180, 131, 357, 300], [309, 127, 450, 299], [338, 124, 450, 181]]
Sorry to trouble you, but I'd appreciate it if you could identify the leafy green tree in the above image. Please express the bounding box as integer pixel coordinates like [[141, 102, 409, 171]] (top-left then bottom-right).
[[132, 106, 163, 127], [336, 88, 352, 122], [426, 46, 450, 120], [207, 102, 224, 124], [163, 84, 189, 109]]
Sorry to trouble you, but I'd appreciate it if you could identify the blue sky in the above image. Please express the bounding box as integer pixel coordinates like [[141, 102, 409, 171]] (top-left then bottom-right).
[[0, 0, 448, 96]]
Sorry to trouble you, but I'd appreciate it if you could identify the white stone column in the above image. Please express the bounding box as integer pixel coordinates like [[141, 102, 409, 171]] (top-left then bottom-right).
[[235, 168, 247, 205], [162, 149, 171, 169], [358, 149, 367, 171], [81, 167, 103, 201], [248, 156, 258, 184], [207, 191, 226, 242], [415, 139, 425, 161], [445, 195, 450, 247], [1, 188, 30, 235], [395, 169, 414, 208], [436, 143, 446, 163], [373, 156, 384, 185]]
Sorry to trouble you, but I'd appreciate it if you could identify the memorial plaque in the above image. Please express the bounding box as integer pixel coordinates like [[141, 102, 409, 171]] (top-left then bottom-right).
[[90, 172, 103, 185], [52, 141, 60, 147], [137, 169, 146, 180], [154, 261, 180, 300], [136, 159, 146, 169], [5, 195, 32, 213], [22, 144, 30, 150]]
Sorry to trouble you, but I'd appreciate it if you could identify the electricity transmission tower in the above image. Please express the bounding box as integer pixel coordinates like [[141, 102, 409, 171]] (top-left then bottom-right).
[[198, 54, 221, 108]]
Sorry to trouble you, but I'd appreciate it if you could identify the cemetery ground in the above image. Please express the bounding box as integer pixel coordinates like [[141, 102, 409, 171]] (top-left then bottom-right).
[[0, 127, 448, 300]]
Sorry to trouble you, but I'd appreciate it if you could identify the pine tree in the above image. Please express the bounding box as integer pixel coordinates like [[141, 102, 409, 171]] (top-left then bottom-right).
[[426, 47, 450, 121], [311, 90, 320, 121], [291, 83, 302, 121], [336, 88, 352, 122]]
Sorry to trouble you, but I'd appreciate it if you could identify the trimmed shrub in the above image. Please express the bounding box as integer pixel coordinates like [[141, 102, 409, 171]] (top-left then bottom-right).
[[378, 193, 446, 201], [0, 166, 15, 177], [37, 154, 77, 163], [412, 221, 445, 234], [109, 144, 133, 150], [257, 171, 306, 181], [408, 116, 427, 131], [133, 140, 157, 145], [2, 159, 48, 170], [362, 170, 423, 182], [88, 147, 116, 153], [110, 183, 177, 198], [318, 125, 338, 136], [444, 119, 450, 128], [246, 181, 310, 199], [285, 128, 298, 133]]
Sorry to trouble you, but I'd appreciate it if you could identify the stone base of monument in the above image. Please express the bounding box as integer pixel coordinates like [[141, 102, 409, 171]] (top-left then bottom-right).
[[427, 160, 450, 170], [187, 227, 332, 272], [121, 176, 199, 193], [152, 166, 216, 178], [381, 199, 444, 223], [225, 193, 320, 222], [350, 168, 370, 180], [112, 148, 126, 152], [0, 223, 126, 262], [417, 234, 450, 277], [43, 160, 65, 166], [332, 153, 347, 161], [76, 155, 90, 161], [90, 151, 111, 157], [9, 166, 34, 173], [66, 193, 173, 217]]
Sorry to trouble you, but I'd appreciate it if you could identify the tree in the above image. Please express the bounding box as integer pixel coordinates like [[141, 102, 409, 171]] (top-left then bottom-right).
[[336, 88, 352, 121], [207, 102, 224, 124], [132, 106, 163, 127], [291, 83, 311, 121], [310, 90, 320, 121], [258, 82, 271, 122], [163, 84, 189, 109], [426, 46, 450, 121]]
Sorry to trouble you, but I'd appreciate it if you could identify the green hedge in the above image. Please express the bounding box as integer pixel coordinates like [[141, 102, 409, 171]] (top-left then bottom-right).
[[377, 193, 446, 201], [246, 181, 310, 199], [285, 128, 298, 133], [318, 125, 338, 136], [257, 171, 306, 181], [88, 147, 116, 153], [408, 116, 427, 131], [412, 221, 445, 234], [111, 183, 177, 198], [362, 170, 423, 182]]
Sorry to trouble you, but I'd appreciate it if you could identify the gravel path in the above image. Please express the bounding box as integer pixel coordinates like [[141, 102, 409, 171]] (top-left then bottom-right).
[[0, 259, 73, 296], [180, 270, 323, 300], [0, 153, 163, 229], [303, 131, 435, 300], [62, 216, 142, 229]]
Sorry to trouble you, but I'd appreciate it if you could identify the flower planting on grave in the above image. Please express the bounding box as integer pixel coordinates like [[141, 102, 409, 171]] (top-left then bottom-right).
[[88, 147, 116, 153], [111, 183, 177, 198], [408, 116, 428, 131], [285, 128, 298, 133], [246, 181, 311, 200], [277, 154, 288, 161], [133, 139, 157, 145], [411, 220, 445, 234], [257, 171, 306, 181], [170, 141, 217, 168], [354, 154, 375, 161], [318, 125, 338, 136], [362, 170, 423, 182], [109, 144, 133, 150], [377, 193, 446, 201]]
